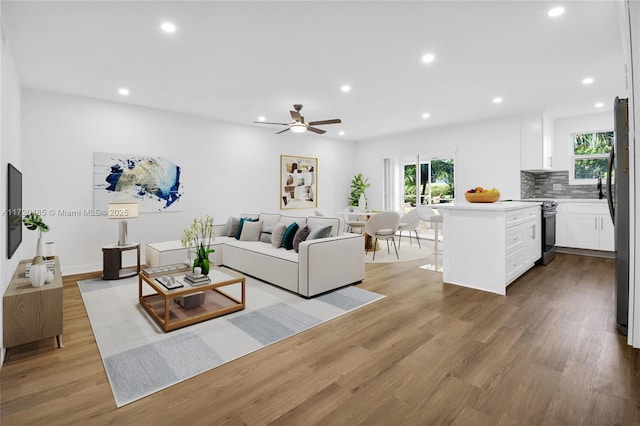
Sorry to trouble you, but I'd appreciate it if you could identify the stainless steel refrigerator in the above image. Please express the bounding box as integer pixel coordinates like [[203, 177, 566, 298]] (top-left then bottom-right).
[[607, 97, 630, 336]]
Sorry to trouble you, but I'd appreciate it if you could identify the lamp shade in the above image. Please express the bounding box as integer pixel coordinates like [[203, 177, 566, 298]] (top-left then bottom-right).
[[108, 202, 138, 219]]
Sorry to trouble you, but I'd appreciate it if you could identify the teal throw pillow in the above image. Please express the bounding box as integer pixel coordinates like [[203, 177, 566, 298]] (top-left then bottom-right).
[[282, 222, 299, 250]]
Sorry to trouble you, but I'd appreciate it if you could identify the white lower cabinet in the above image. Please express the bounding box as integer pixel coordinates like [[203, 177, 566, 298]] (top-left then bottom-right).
[[443, 203, 541, 295], [557, 202, 614, 252]]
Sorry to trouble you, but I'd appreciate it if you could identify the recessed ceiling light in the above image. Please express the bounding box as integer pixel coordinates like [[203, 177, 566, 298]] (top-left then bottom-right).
[[582, 77, 594, 85], [421, 53, 435, 64], [493, 97, 503, 104], [339, 131, 345, 136], [422, 113, 430, 119], [341, 85, 352, 93], [258, 116, 266, 122], [118, 88, 130, 96], [161, 22, 177, 33], [595, 102, 604, 108], [548, 6, 565, 18]]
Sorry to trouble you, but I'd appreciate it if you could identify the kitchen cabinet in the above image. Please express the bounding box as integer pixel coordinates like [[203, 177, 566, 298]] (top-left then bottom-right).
[[441, 203, 541, 295], [521, 112, 554, 171], [557, 202, 614, 251]]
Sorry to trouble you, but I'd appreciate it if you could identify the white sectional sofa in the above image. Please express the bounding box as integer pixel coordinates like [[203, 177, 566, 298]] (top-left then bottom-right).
[[145, 213, 365, 297]]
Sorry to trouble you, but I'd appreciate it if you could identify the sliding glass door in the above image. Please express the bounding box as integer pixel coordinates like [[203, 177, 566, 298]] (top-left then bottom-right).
[[402, 156, 454, 208]]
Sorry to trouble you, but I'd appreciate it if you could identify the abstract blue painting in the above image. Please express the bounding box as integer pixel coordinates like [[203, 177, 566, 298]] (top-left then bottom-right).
[[94, 152, 183, 212]]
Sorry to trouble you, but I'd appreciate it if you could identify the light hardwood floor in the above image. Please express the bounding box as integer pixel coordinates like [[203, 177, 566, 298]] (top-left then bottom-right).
[[1, 253, 639, 425]]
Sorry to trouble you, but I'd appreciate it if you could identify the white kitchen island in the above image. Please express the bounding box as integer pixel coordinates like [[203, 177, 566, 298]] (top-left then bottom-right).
[[440, 201, 541, 295]]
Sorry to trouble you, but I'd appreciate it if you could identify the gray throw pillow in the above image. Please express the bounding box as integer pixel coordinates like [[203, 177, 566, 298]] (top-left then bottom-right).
[[259, 232, 272, 243], [307, 224, 332, 241], [293, 225, 311, 252], [221, 216, 235, 237], [227, 217, 241, 238], [239, 220, 263, 241], [271, 223, 287, 248]]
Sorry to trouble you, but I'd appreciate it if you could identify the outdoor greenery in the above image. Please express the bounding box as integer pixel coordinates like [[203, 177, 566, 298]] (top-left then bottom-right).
[[403, 159, 454, 205], [573, 131, 614, 180]]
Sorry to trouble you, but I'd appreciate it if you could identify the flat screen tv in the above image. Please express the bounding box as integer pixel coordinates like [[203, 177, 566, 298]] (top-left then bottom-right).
[[7, 163, 22, 259]]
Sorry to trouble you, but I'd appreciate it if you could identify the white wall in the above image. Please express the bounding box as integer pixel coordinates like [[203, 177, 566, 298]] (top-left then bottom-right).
[[21, 89, 358, 274], [553, 111, 613, 171], [355, 115, 522, 209], [1, 9, 23, 365]]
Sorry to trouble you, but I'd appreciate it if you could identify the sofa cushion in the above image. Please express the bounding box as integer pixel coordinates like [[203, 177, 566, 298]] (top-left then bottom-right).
[[220, 216, 234, 237], [282, 222, 299, 250], [239, 220, 263, 241], [293, 225, 311, 252], [271, 223, 287, 248], [236, 217, 259, 239], [259, 213, 281, 229], [259, 232, 272, 243], [306, 216, 343, 237], [279, 215, 307, 228], [227, 217, 241, 238], [307, 224, 333, 241]]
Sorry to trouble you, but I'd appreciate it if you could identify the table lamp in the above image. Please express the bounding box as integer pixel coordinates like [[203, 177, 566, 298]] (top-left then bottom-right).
[[108, 202, 138, 246]]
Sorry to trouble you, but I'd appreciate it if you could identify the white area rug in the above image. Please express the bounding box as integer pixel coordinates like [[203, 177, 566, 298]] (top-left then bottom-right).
[[78, 273, 384, 407], [365, 238, 434, 263]]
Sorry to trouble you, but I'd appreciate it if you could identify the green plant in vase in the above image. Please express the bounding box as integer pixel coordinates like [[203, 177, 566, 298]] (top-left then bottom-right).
[[349, 173, 370, 208], [23, 213, 50, 259], [181, 215, 215, 275]]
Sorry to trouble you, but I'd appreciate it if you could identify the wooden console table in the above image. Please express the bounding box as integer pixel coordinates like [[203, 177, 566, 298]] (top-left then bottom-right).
[[3, 257, 63, 362]]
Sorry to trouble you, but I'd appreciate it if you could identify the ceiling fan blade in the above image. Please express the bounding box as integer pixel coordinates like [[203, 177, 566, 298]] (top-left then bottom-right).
[[290, 110, 302, 122], [306, 126, 326, 134], [253, 121, 288, 126], [307, 119, 342, 126], [276, 127, 291, 135]]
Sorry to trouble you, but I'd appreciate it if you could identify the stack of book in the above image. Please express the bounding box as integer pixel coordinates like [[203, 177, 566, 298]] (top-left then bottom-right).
[[184, 273, 211, 286]]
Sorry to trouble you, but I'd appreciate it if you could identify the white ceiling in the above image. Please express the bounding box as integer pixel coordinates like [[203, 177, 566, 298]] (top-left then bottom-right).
[[2, 1, 628, 141]]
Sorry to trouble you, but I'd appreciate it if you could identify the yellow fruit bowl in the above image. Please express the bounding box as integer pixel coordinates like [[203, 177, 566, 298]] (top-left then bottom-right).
[[464, 192, 500, 203]]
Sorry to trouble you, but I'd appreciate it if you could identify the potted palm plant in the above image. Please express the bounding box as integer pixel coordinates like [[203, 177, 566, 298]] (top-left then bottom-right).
[[23, 213, 50, 258]]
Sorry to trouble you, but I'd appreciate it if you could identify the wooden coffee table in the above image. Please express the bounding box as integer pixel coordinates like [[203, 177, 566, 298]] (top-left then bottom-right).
[[139, 266, 245, 332]]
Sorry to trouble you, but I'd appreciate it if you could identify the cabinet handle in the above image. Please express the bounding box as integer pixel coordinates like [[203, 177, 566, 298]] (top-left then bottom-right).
[[601, 217, 604, 230], [595, 217, 598, 230]]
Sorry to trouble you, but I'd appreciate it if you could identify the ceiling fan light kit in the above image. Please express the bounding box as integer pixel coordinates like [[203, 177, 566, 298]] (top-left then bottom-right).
[[254, 104, 342, 135]]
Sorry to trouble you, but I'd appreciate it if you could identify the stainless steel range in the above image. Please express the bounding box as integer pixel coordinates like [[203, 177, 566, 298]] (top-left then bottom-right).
[[538, 200, 557, 265]]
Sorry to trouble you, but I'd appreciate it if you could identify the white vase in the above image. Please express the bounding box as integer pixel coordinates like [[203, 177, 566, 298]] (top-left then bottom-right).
[[358, 193, 366, 210], [36, 236, 45, 258], [29, 257, 47, 288]]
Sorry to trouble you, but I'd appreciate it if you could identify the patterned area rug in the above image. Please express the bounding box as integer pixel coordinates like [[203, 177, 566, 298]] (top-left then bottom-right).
[[78, 273, 383, 407]]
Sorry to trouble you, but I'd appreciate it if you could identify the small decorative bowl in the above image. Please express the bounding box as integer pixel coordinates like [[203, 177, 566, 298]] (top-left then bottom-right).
[[464, 192, 500, 203]]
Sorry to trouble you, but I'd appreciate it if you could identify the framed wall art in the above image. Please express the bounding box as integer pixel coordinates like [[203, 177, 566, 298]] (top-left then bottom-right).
[[94, 152, 184, 212], [280, 155, 317, 210]]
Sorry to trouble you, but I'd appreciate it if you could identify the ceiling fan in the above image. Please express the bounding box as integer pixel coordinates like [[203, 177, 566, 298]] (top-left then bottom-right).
[[254, 104, 341, 135]]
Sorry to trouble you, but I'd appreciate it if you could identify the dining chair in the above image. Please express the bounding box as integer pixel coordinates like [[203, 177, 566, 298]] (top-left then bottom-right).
[[344, 208, 366, 234], [417, 205, 443, 252], [364, 211, 400, 260], [398, 208, 421, 249]]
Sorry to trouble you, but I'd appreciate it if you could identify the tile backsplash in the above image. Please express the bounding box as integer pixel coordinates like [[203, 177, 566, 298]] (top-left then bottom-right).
[[521, 170, 612, 199]]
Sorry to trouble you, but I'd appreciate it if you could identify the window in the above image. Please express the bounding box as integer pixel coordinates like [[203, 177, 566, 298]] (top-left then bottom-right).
[[383, 154, 455, 211], [570, 130, 614, 184]]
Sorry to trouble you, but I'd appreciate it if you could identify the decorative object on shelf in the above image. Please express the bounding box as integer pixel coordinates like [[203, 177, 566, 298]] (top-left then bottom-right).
[[23, 213, 50, 258], [29, 256, 47, 287], [181, 215, 215, 275], [107, 202, 139, 246], [281, 155, 317, 210], [349, 173, 370, 208]]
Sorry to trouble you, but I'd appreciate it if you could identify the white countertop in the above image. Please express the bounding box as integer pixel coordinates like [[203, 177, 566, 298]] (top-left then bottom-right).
[[439, 201, 541, 211]]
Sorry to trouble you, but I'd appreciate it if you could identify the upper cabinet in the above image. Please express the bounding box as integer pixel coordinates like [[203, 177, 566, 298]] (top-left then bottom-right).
[[521, 112, 554, 171]]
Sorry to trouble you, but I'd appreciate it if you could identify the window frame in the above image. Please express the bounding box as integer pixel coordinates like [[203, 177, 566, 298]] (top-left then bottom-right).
[[569, 129, 614, 185]]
